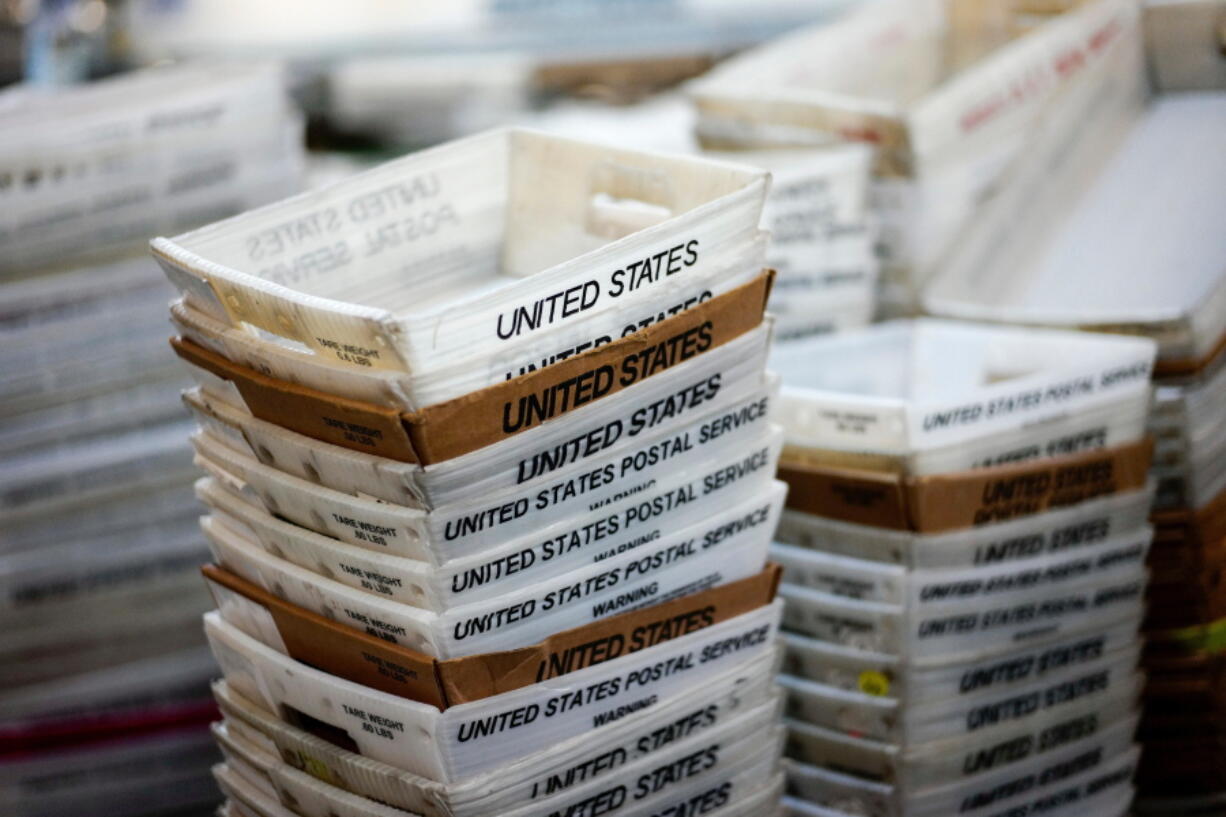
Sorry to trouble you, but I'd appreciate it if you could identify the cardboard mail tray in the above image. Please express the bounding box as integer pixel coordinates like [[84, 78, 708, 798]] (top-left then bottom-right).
[[172, 270, 772, 465], [778, 437, 1153, 532], [202, 561, 781, 709]]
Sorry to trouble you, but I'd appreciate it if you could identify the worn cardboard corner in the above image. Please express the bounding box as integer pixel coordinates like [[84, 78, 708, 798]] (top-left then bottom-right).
[[402, 270, 773, 464], [171, 337, 421, 463], [203, 562, 781, 711], [201, 564, 446, 708], [765, 554, 783, 597], [761, 267, 777, 303], [779, 437, 1154, 533], [776, 461, 911, 530]]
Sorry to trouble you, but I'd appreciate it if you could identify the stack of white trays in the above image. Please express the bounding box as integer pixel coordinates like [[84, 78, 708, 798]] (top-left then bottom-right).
[[924, 85, 1226, 814], [765, 319, 1157, 817], [688, 0, 1145, 317], [154, 127, 794, 817], [0, 62, 303, 817]]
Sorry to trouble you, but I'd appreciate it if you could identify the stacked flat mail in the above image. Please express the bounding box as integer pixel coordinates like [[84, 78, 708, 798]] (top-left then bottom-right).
[[688, 0, 1143, 317], [154, 128, 791, 817], [0, 63, 303, 817], [765, 319, 1156, 817], [925, 89, 1226, 817], [528, 96, 878, 342]]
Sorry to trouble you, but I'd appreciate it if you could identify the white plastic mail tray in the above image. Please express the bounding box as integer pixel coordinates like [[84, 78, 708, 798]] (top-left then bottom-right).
[[203, 601, 782, 782], [0, 62, 302, 276], [211, 668, 781, 817], [770, 319, 1155, 465], [774, 485, 1154, 570], [153, 127, 769, 409], [689, 0, 1141, 288], [925, 93, 1226, 369]]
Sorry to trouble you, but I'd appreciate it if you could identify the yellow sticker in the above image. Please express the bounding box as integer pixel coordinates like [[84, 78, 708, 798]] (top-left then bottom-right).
[[291, 749, 338, 786], [858, 670, 890, 697], [1161, 616, 1226, 654]]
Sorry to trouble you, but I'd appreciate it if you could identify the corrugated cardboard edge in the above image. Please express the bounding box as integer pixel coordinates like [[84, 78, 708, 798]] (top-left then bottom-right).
[[436, 564, 782, 705], [172, 270, 773, 465], [404, 270, 774, 463], [775, 462, 910, 530], [202, 562, 781, 711], [779, 438, 1153, 533]]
